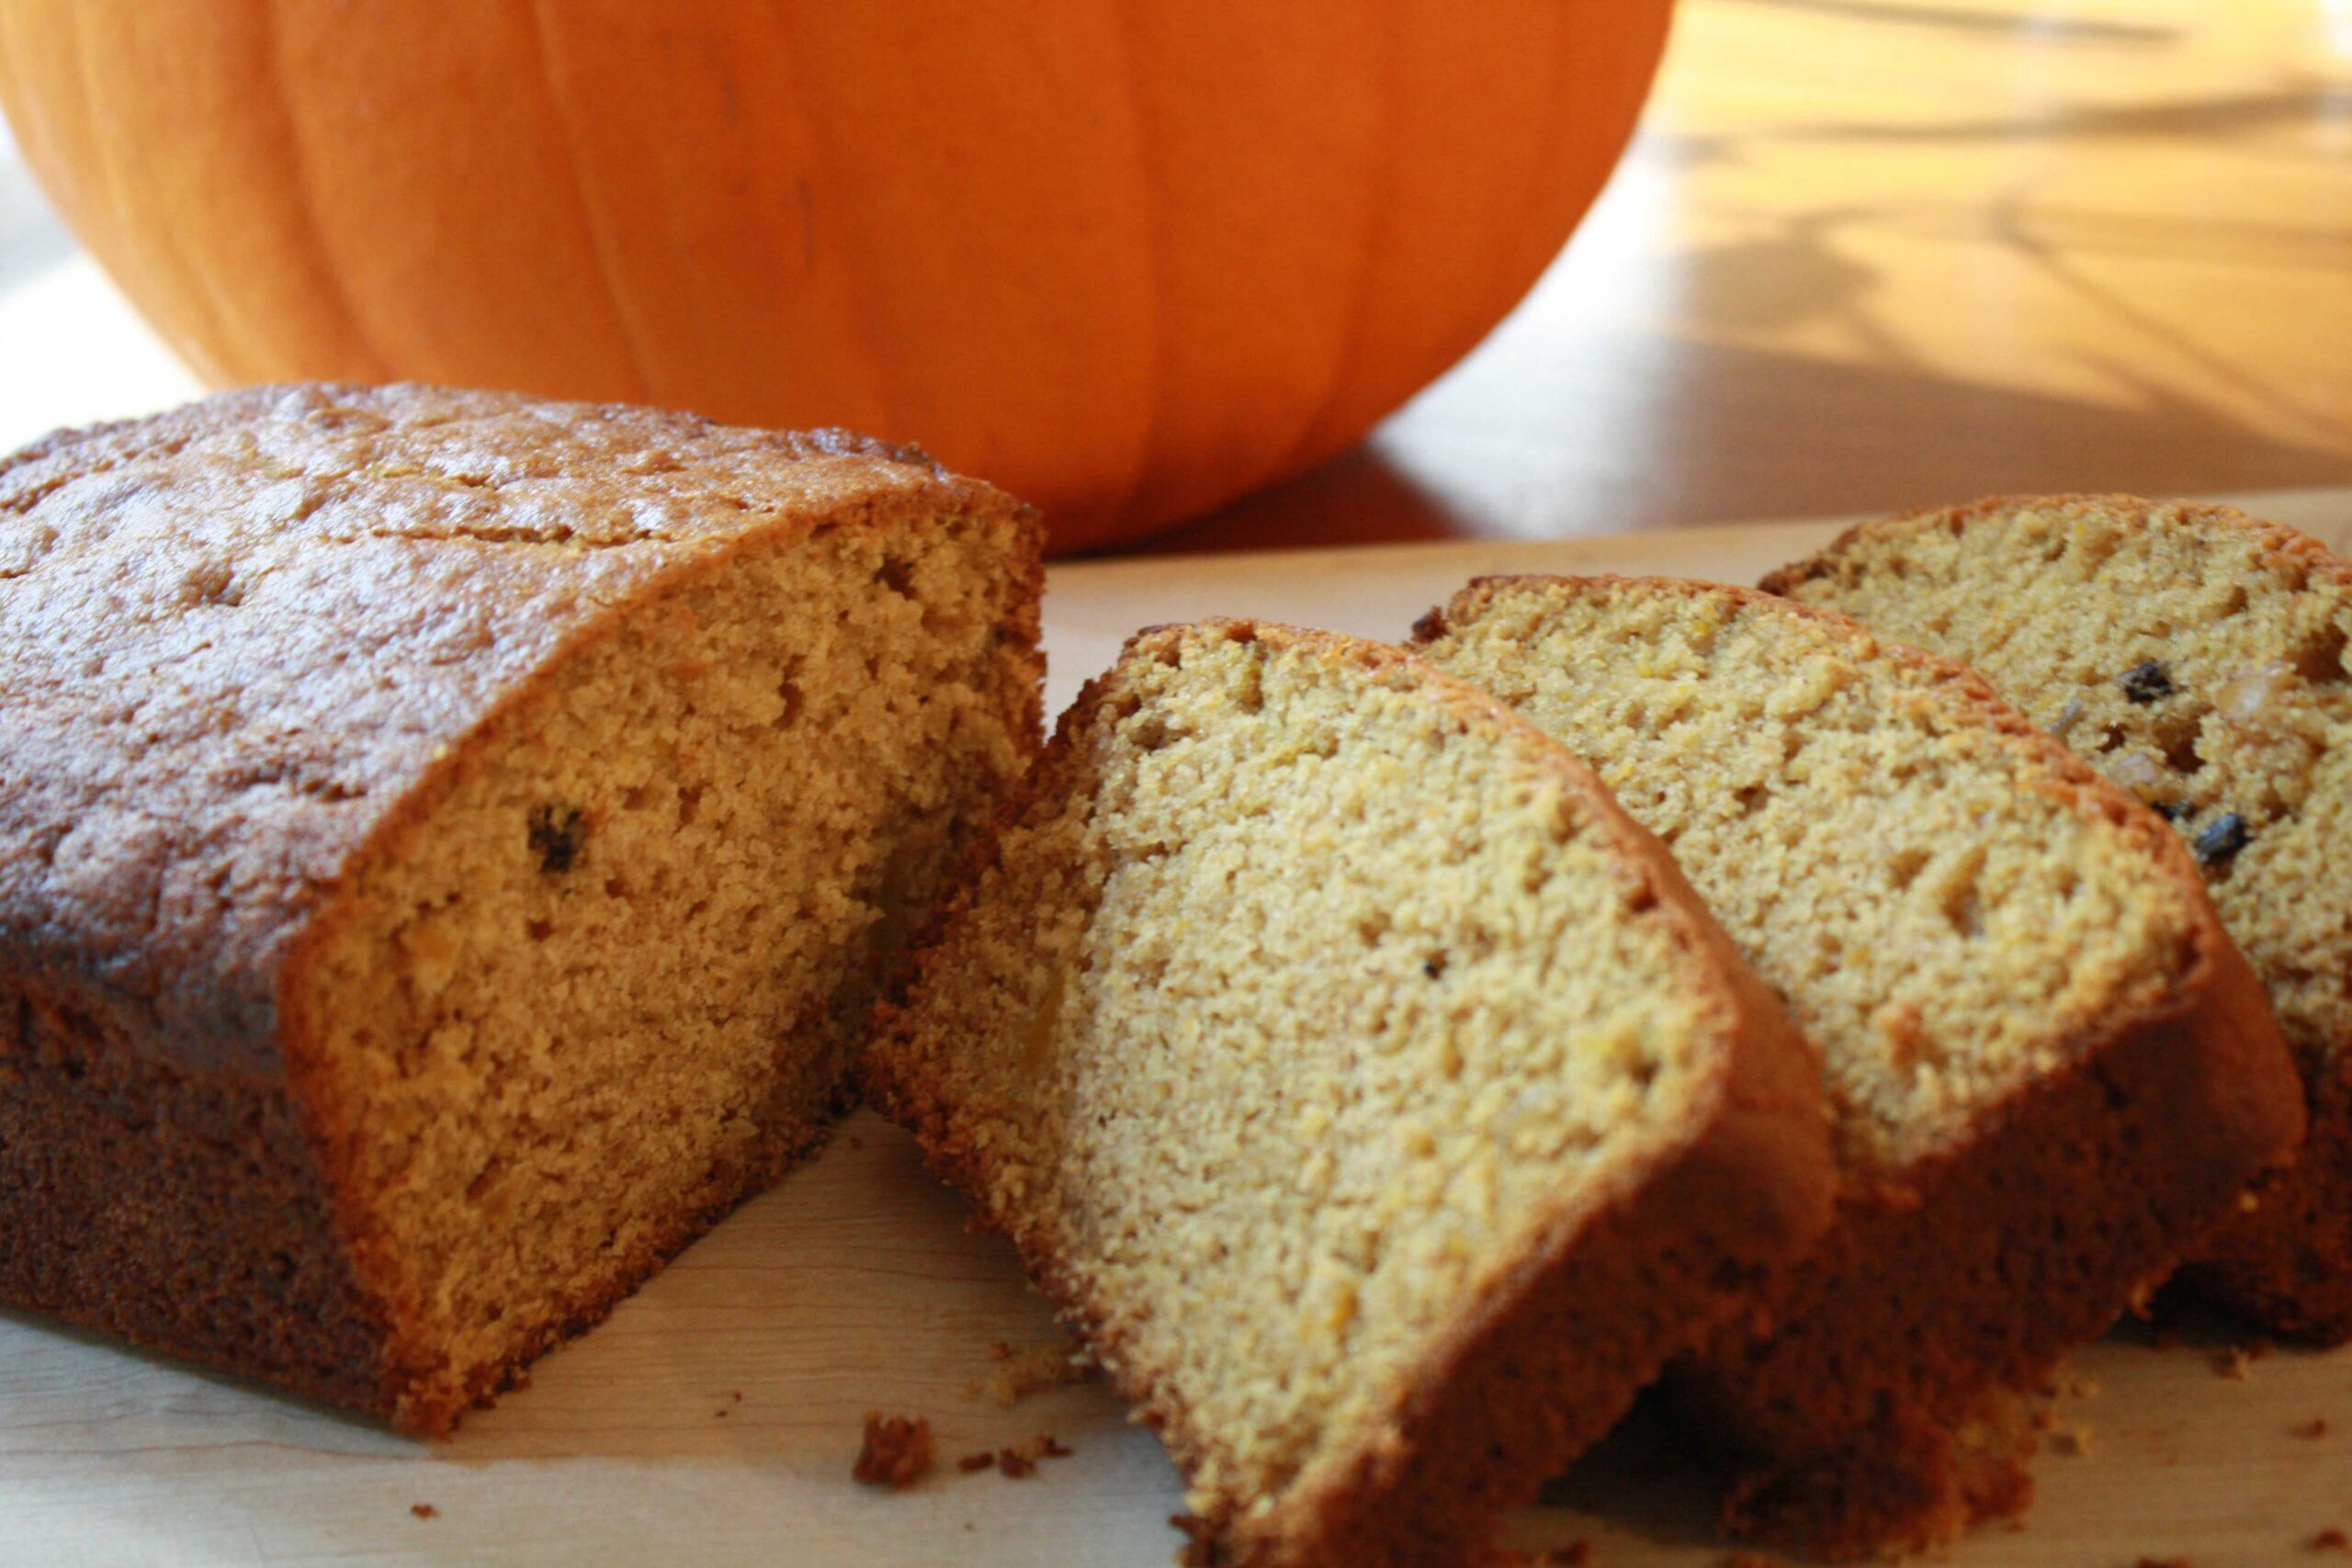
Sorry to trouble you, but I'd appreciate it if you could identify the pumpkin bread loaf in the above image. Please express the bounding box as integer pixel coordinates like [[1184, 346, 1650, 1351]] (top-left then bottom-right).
[[1766, 495, 2352, 1346], [0, 383, 1044, 1434], [1411, 577, 2301, 1558], [867, 621, 1834, 1568]]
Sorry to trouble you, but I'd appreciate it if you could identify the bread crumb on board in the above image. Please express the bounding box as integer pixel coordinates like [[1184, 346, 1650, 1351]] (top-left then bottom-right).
[[2311, 1528, 2350, 1553], [967, 1337, 1094, 1407], [2296, 1416, 2332, 1439], [2215, 1340, 2272, 1380], [1173, 1513, 1217, 1567], [409, 1503, 437, 1521], [996, 1433, 1075, 1479], [955, 1433, 1073, 1479], [852, 1413, 935, 1490]]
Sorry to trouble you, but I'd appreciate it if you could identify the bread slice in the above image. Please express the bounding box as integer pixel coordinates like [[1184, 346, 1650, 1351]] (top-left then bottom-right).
[[1765, 495, 2352, 1345], [1411, 576, 2301, 1557], [0, 383, 1044, 1433], [867, 620, 1833, 1568]]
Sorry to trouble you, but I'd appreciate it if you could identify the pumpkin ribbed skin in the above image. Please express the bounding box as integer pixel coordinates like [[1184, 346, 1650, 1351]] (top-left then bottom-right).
[[0, 1, 1670, 550]]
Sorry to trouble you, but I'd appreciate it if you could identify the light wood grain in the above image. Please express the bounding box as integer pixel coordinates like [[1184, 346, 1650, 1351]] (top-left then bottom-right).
[[6, 493, 2350, 1568]]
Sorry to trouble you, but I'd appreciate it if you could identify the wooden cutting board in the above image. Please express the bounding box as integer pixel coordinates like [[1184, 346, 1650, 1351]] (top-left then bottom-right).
[[7, 492, 2350, 1568]]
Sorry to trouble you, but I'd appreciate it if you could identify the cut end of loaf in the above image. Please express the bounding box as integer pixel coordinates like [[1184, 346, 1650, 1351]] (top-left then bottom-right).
[[291, 509, 1039, 1433], [1414, 569, 2307, 1556], [873, 619, 1829, 1565], [1765, 493, 2352, 1346], [1766, 494, 2352, 1073], [1415, 574, 2215, 1170]]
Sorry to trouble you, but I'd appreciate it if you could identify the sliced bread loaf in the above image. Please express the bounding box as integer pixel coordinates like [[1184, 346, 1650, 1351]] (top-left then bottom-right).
[[0, 384, 1044, 1433], [1412, 576, 2301, 1558], [867, 620, 1834, 1568], [1765, 495, 2352, 1345]]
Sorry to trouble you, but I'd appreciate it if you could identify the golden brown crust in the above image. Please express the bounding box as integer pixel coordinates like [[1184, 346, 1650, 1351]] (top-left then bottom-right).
[[0, 381, 1026, 1080], [2177, 1057, 2352, 1343], [1261, 922, 1833, 1568], [0, 978, 391, 1414], [0, 383, 1045, 1432], [1683, 914, 2298, 1558], [870, 619, 1837, 1567], [1762, 494, 2352, 1347], [1412, 572, 2305, 1555], [1759, 491, 2352, 605]]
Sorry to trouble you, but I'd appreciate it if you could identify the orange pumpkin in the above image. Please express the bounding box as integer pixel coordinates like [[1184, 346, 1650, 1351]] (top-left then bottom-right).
[[0, 2, 1670, 551]]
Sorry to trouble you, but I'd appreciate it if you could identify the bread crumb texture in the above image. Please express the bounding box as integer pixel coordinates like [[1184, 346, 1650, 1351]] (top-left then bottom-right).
[[0, 383, 1043, 1430], [1415, 576, 2201, 1170], [302, 513, 1033, 1426], [1766, 496, 2352, 1346], [1769, 497, 2352, 1070], [876, 621, 1780, 1561]]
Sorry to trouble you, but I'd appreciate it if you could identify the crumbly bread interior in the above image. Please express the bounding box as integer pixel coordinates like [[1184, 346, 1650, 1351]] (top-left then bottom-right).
[[300, 516, 1032, 1427], [1417, 580, 2203, 1169], [888, 626, 1728, 1526], [1770, 500, 2352, 1070]]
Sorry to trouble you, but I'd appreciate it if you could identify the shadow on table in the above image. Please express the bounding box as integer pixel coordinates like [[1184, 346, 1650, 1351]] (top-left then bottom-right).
[[1129, 331, 2352, 558], [1526, 1289, 2293, 1559], [1123, 444, 1468, 558], [1528, 1388, 1727, 1554], [0, 1303, 413, 1450]]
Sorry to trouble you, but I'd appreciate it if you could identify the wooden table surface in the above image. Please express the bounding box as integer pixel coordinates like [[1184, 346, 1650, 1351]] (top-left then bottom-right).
[[1144, 0, 2352, 555], [2, 6, 2348, 1564], [5, 493, 2350, 1568]]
